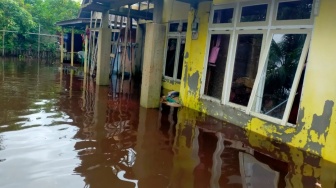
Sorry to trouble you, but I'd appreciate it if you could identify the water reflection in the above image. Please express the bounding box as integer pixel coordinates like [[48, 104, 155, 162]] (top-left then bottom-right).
[[0, 59, 335, 188]]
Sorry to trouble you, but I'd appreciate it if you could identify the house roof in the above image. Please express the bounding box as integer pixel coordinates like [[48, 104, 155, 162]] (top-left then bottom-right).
[[80, 0, 153, 20], [56, 0, 207, 29], [56, 18, 94, 29]]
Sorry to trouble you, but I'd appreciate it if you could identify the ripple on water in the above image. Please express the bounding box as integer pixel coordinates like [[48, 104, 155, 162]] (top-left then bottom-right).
[[0, 124, 84, 187]]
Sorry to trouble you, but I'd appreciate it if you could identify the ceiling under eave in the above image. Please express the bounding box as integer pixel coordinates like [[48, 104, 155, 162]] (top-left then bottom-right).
[[61, 0, 209, 29], [56, 18, 94, 29], [80, 0, 154, 20]]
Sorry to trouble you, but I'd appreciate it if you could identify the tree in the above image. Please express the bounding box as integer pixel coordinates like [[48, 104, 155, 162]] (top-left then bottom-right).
[[0, 0, 80, 55], [261, 34, 306, 117], [0, 0, 35, 32], [25, 0, 80, 34]]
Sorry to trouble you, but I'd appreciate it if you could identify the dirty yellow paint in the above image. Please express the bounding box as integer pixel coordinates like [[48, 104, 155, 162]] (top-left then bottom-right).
[[162, 80, 180, 92], [174, 0, 336, 166], [159, 1, 336, 186], [320, 159, 336, 188], [179, 2, 211, 111], [174, 107, 325, 187], [170, 107, 200, 188], [300, 0, 336, 163]]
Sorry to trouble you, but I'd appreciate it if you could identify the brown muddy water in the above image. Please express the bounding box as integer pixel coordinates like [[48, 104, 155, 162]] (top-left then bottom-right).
[[0, 58, 335, 188]]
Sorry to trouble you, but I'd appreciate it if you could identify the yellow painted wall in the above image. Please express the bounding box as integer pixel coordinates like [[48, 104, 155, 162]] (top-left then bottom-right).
[[247, 1, 336, 183], [180, 2, 211, 111], [162, 80, 180, 92], [177, 0, 336, 171], [247, 0, 336, 163], [300, 1, 336, 184], [175, 107, 336, 187]]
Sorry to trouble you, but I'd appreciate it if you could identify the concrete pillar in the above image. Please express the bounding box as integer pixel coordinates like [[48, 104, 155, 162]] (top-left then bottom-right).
[[140, 23, 166, 108], [93, 85, 109, 150], [153, 0, 163, 23], [133, 107, 173, 186], [71, 27, 74, 66], [96, 10, 111, 85]]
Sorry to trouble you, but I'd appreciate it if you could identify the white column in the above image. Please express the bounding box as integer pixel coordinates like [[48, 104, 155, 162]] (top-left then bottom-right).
[[140, 23, 166, 108], [96, 10, 111, 85]]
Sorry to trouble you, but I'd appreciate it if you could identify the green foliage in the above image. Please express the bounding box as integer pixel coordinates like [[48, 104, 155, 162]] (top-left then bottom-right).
[[0, 0, 35, 32], [25, 0, 80, 33], [0, 0, 80, 54], [263, 34, 306, 109]]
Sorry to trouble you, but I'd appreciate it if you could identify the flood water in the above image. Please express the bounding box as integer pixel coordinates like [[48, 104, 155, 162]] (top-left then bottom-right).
[[0, 58, 335, 188]]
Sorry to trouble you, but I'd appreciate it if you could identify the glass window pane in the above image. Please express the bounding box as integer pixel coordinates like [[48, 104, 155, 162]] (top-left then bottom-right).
[[169, 22, 187, 32], [213, 8, 234, 24], [277, 0, 313, 20], [165, 38, 177, 77], [169, 23, 179, 32], [177, 38, 186, 79], [240, 4, 267, 22], [204, 34, 230, 99], [230, 34, 263, 106], [258, 34, 307, 119], [182, 22, 188, 32]]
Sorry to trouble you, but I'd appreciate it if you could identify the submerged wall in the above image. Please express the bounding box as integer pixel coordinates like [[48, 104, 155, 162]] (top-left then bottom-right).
[[178, 0, 336, 165], [175, 107, 336, 188]]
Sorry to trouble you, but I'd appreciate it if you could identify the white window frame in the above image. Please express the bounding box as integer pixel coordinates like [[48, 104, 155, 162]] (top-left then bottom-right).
[[201, 0, 315, 125], [163, 20, 187, 81], [224, 30, 268, 111], [272, 0, 315, 27], [246, 29, 311, 126], [208, 3, 236, 29], [200, 30, 234, 102], [236, 0, 271, 28]]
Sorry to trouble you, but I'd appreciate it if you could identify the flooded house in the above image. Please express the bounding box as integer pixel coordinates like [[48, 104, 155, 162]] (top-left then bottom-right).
[[53, 0, 336, 186]]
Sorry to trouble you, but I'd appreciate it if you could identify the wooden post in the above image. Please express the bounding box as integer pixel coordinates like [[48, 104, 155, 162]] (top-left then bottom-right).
[[60, 30, 64, 63], [88, 11, 93, 71], [60, 64, 63, 88], [70, 70, 73, 98], [121, 6, 131, 92], [135, 24, 144, 75], [71, 27, 74, 67], [38, 24, 40, 58], [84, 25, 89, 74], [2, 30, 4, 56], [90, 14, 98, 76]]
